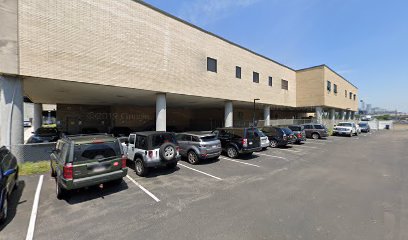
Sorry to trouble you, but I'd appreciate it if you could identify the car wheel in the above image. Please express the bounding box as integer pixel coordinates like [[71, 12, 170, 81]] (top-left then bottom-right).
[[312, 133, 320, 139], [0, 196, 8, 223], [349, 132, 353, 137], [187, 151, 199, 165], [166, 162, 178, 169], [56, 180, 68, 200], [226, 146, 238, 158], [135, 158, 148, 177], [270, 140, 278, 148]]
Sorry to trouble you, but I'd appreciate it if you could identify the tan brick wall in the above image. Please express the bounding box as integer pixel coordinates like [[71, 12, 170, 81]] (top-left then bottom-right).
[[296, 66, 325, 107], [18, 0, 296, 107], [0, 0, 18, 74], [324, 66, 358, 111]]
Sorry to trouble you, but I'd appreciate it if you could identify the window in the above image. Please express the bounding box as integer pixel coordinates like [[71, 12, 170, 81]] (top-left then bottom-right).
[[129, 134, 136, 145], [345, 90, 347, 98], [281, 79, 289, 90], [303, 125, 312, 129], [268, 76, 273, 86], [314, 124, 325, 129], [349, 92, 353, 99], [253, 72, 259, 83], [207, 57, 217, 73], [353, 94, 356, 101], [136, 135, 148, 149], [327, 81, 331, 92], [333, 84, 337, 94], [236, 66, 241, 79]]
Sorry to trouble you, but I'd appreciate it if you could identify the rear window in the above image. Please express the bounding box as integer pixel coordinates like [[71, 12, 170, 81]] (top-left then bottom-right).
[[358, 123, 368, 127], [74, 141, 121, 162], [281, 128, 293, 134], [151, 133, 177, 149], [289, 126, 302, 131], [200, 135, 217, 142], [338, 123, 352, 127]]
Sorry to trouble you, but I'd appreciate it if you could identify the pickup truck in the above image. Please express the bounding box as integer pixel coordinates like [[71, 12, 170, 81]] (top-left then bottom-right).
[[121, 131, 181, 176]]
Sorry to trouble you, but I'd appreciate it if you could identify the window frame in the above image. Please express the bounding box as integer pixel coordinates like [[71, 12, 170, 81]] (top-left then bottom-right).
[[268, 76, 273, 87], [207, 57, 217, 73], [281, 79, 289, 90], [253, 71, 259, 83], [235, 66, 241, 79], [333, 84, 337, 94], [327, 80, 331, 92]]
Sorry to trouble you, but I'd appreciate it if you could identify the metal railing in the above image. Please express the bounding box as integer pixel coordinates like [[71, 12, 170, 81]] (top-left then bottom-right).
[[6, 142, 55, 163]]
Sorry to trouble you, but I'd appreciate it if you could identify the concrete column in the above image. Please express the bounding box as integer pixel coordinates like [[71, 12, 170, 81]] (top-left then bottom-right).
[[351, 112, 355, 120], [156, 93, 166, 131], [263, 105, 270, 126], [224, 101, 233, 127], [339, 110, 345, 120], [33, 103, 43, 131], [315, 107, 323, 124], [345, 111, 351, 120], [330, 108, 336, 126], [0, 75, 24, 147]]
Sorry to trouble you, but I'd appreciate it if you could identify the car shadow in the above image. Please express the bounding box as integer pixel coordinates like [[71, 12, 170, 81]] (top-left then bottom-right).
[[126, 159, 180, 178], [0, 180, 26, 231], [66, 180, 129, 205], [234, 153, 260, 161], [195, 157, 220, 165]]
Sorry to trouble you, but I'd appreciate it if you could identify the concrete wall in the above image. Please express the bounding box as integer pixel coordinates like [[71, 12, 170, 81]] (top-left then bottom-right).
[[0, 0, 18, 75], [18, 0, 296, 107]]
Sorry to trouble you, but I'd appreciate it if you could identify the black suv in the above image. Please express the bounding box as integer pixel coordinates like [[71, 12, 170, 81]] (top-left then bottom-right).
[[260, 126, 289, 148], [27, 127, 61, 143], [124, 132, 181, 176], [212, 128, 261, 158], [0, 146, 19, 223], [50, 134, 128, 199]]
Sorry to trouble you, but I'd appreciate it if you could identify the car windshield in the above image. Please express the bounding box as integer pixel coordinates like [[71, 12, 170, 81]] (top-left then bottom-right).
[[359, 123, 368, 127], [338, 123, 352, 127], [74, 140, 121, 162], [151, 133, 177, 149], [36, 128, 58, 135], [200, 135, 217, 142]]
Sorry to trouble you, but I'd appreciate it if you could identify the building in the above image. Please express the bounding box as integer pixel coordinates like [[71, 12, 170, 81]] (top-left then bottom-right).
[[0, 0, 358, 147]]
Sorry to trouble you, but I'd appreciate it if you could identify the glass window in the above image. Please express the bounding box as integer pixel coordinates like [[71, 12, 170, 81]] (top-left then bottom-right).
[[253, 72, 259, 83], [327, 81, 331, 92], [345, 90, 347, 97], [207, 57, 217, 73], [333, 84, 337, 94], [151, 133, 177, 149], [349, 92, 353, 99], [303, 125, 312, 129], [281, 80, 289, 90], [192, 136, 200, 142], [314, 125, 325, 129], [236, 66, 241, 79], [353, 94, 356, 100], [129, 134, 136, 145], [200, 135, 217, 142], [74, 141, 120, 162], [136, 135, 148, 149], [268, 76, 273, 86]]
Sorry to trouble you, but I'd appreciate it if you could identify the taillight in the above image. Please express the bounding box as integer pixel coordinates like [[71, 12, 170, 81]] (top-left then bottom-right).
[[113, 162, 119, 166], [63, 163, 73, 180], [242, 138, 248, 147], [176, 146, 180, 152], [121, 155, 127, 168], [297, 133, 301, 138], [148, 150, 153, 158]]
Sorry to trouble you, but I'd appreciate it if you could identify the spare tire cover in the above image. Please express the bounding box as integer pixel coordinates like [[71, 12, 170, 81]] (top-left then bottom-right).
[[159, 143, 177, 161]]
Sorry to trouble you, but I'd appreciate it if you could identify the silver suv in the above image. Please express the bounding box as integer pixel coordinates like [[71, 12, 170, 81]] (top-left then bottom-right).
[[124, 132, 181, 176], [176, 132, 221, 164]]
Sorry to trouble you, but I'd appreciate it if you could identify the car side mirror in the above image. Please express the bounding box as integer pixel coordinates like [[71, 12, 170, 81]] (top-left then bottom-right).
[[3, 169, 16, 177]]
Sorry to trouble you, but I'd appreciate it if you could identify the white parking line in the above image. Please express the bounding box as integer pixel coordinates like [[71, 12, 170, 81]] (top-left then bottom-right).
[[254, 153, 289, 161], [278, 148, 301, 153], [178, 163, 222, 180], [306, 141, 327, 145], [293, 145, 318, 149], [25, 175, 44, 240], [219, 156, 260, 167], [126, 175, 160, 202]]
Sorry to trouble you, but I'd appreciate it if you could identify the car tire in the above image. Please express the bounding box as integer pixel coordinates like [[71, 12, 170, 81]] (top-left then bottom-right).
[[270, 140, 278, 148], [0, 196, 8, 223], [56, 180, 68, 200], [226, 146, 238, 159], [312, 133, 320, 139], [349, 132, 353, 137], [135, 158, 148, 177], [159, 143, 177, 161], [166, 162, 178, 169], [187, 151, 199, 165]]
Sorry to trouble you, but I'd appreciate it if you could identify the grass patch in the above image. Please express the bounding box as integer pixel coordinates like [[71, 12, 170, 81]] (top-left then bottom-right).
[[18, 161, 50, 176]]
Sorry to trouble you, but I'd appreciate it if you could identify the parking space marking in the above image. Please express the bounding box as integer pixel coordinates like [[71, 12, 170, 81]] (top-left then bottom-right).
[[254, 153, 289, 161], [219, 156, 261, 168], [305, 141, 327, 145], [25, 175, 44, 240], [126, 175, 160, 202], [278, 148, 301, 153], [178, 163, 222, 180], [293, 144, 318, 149]]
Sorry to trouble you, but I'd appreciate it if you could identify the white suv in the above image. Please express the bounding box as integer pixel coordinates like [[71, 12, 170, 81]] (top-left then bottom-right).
[[333, 122, 358, 137], [123, 132, 180, 176]]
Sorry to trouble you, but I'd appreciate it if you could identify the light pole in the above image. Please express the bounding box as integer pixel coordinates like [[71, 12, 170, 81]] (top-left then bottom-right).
[[253, 98, 260, 128]]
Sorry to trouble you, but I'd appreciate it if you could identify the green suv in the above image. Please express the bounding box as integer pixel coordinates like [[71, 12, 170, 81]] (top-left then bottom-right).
[[50, 134, 127, 199]]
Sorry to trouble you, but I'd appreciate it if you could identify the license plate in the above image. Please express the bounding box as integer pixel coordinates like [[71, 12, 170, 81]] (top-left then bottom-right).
[[249, 142, 253, 145], [93, 166, 106, 173]]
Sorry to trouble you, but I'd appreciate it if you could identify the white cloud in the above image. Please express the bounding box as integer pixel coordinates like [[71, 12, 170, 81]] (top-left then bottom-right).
[[178, 0, 262, 26]]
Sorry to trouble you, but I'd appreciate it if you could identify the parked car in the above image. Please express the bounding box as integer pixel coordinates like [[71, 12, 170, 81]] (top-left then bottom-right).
[[280, 127, 296, 144], [23, 120, 32, 127], [176, 132, 221, 164], [124, 132, 180, 176], [358, 122, 371, 133], [50, 134, 127, 199], [254, 129, 270, 150], [333, 122, 358, 137], [301, 124, 329, 139], [212, 128, 261, 158], [288, 125, 306, 144], [27, 127, 61, 143], [109, 127, 132, 137], [0, 146, 19, 223], [260, 126, 289, 148]]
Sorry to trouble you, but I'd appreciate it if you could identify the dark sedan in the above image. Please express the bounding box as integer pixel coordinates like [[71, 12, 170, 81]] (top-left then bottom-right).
[[0, 146, 19, 223], [261, 126, 290, 148], [27, 127, 61, 143], [358, 122, 371, 133]]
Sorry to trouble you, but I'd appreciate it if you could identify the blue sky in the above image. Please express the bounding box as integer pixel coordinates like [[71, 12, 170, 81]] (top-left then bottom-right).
[[144, 0, 408, 112]]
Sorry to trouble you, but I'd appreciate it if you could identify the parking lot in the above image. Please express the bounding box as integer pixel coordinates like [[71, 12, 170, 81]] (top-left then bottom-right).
[[1, 130, 408, 240]]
